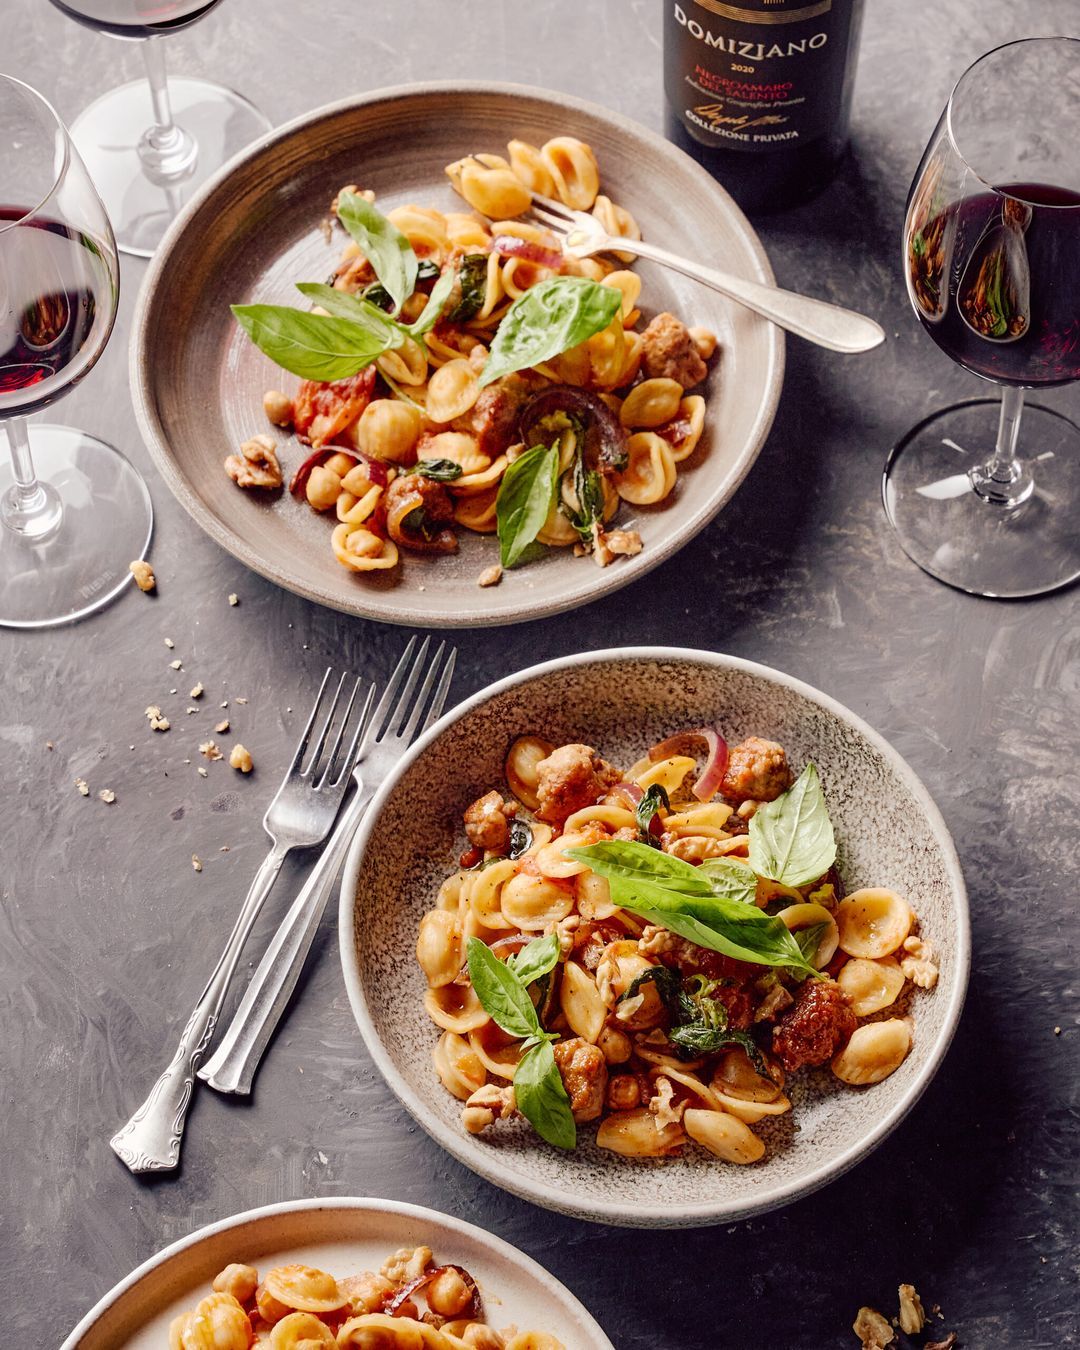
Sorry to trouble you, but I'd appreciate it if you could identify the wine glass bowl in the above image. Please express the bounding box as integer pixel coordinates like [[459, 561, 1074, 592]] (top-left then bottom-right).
[[0, 75, 152, 627], [886, 37, 1080, 597]]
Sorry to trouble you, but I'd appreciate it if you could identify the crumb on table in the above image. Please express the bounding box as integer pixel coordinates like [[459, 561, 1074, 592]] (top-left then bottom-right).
[[128, 559, 155, 592], [230, 744, 254, 773]]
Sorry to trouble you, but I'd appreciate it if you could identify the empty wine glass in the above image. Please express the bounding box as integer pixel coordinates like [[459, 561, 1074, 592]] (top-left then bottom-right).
[[884, 37, 1080, 598], [48, 0, 272, 257], [0, 75, 152, 629]]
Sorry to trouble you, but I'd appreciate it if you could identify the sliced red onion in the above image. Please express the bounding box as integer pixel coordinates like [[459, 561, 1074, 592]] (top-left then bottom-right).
[[519, 386, 628, 473], [288, 446, 388, 497], [491, 233, 564, 271], [609, 781, 644, 811], [648, 727, 729, 802], [655, 416, 693, 446], [385, 1264, 482, 1321]]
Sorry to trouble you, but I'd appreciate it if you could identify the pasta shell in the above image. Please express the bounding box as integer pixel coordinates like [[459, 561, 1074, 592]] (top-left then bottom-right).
[[264, 1265, 346, 1314], [711, 1048, 785, 1103], [171, 1295, 251, 1350], [268, 1311, 335, 1349], [559, 960, 608, 1043], [541, 136, 600, 211], [432, 1030, 487, 1101], [711, 1089, 792, 1124], [667, 394, 706, 462], [336, 1313, 431, 1348], [619, 378, 684, 429], [424, 982, 489, 1034], [836, 889, 913, 959], [837, 956, 906, 1016], [468, 1023, 524, 1079], [534, 829, 597, 879], [507, 138, 556, 197], [505, 1335, 568, 1350], [683, 1107, 766, 1164], [499, 870, 573, 930], [564, 803, 636, 833], [615, 432, 677, 505], [596, 1107, 686, 1157], [633, 754, 696, 796], [416, 909, 463, 988], [505, 736, 554, 810], [574, 869, 618, 920], [832, 1018, 912, 1085], [777, 901, 839, 969]]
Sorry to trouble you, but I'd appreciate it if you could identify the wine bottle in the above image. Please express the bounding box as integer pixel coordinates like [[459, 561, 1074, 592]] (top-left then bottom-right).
[[663, 0, 865, 213]]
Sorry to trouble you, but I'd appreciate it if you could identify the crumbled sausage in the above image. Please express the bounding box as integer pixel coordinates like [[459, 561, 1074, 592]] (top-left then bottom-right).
[[639, 312, 709, 388], [464, 790, 511, 852], [224, 434, 282, 490], [469, 371, 545, 459], [552, 1037, 608, 1122], [772, 977, 857, 1072], [721, 736, 793, 804], [384, 473, 457, 554], [534, 743, 620, 824]]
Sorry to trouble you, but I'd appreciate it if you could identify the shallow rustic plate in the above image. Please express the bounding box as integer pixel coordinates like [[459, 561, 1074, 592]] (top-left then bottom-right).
[[60, 1196, 613, 1349], [131, 82, 783, 627], [339, 649, 969, 1227]]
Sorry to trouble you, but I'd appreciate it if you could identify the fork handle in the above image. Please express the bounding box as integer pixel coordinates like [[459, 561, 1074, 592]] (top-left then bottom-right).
[[199, 784, 374, 1096], [624, 236, 884, 354], [109, 843, 287, 1172]]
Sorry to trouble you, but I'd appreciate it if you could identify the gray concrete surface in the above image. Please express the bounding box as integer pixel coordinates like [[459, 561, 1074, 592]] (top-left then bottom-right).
[[2, 2, 1077, 1345]]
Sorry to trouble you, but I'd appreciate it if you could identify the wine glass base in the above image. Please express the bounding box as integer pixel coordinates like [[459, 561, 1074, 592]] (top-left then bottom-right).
[[0, 425, 153, 629], [883, 398, 1080, 599], [69, 77, 272, 257]]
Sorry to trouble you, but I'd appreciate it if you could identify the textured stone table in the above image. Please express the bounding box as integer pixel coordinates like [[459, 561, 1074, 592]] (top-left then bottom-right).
[[3, 2, 1077, 1346]]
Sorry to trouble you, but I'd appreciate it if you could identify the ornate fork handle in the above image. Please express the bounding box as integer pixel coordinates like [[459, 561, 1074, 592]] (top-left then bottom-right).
[[110, 844, 287, 1172], [200, 783, 374, 1096], [617, 235, 884, 354]]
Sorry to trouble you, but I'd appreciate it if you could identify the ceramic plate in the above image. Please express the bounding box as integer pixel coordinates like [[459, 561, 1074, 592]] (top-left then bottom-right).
[[61, 1196, 613, 1348], [339, 649, 970, 1227], [131, 82, 783, 628]]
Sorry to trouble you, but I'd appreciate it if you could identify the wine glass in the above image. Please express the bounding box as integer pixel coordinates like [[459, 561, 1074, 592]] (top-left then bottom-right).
[[48, 0, 272, 257], [0, 75, 152, 629], [885, 37, 1080, 598]]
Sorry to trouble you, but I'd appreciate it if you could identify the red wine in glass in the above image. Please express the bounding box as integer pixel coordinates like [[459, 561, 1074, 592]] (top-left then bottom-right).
[[48, 0, 223, 39], [906, 181, 1080, 388]]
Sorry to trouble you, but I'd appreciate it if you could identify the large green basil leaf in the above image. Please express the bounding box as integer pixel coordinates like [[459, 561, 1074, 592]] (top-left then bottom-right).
[[408, 267, 457, 338], [495, 442, 560, 568], [293, 282, 406, 345], [507, 932, 561, 988], [466, 937, 542, 1041], [513, 1038, 576, 1150], [336, 192, 418, 315], [748, 762, 836, 888], [479, 276, 622, 387], [231, 304, 395, 381]]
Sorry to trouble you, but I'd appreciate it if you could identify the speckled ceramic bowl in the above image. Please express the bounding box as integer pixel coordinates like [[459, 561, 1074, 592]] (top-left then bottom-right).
[[60, 1197, 613, 1348], [339, 649, 969, 1228]]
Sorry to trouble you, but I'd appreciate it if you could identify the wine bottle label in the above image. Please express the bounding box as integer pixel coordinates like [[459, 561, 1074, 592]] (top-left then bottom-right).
[[665, 0, 857, 153]]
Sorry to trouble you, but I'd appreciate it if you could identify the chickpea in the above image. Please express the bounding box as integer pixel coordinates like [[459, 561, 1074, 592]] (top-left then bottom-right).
[[606, 1073, 641, 1111], [262, 389, 293, 427], [427, 1267, 472, 1318], [306, 465, 342, 512], [256, 1284, 291, 1325], [688, 325, 718, 360], [340, 1272, 395, 1316], [230, 744, 254, 774], [597, 1026, 632, 1064], [212, 1263, 258, 1305], [323, 451, 357, 478]]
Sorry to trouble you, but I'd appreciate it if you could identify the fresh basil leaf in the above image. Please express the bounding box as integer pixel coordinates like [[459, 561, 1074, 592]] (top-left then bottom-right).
[[496, 442, 560, 569], [569, 451, 605, 543], [466, 937, 541, 1041], [231, 304, 393, 382], [293, 282, 406, 346], [447, 252, 490, 323], [363, 259, 441, 313], [408, 266, 456, 338], [748, 762, 836, 889], [696, 857, 759, 907], [793, 920, 830, 965], [672, 1020, 766, 1071], [635, 784, 670, 844], [513, 1038, 576, 1150], [620, 965, 682, 1017], [402, 459, 464, 482], [567, 843, 818, 977], [507, 932, 561, 988], [479, 276, 622, 388], [336, 192, 418, 315]]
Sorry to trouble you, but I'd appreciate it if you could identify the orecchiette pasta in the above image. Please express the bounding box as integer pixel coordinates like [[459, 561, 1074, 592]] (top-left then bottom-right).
[[232, 134, 720, 582], [419, 726, 932, 1166]]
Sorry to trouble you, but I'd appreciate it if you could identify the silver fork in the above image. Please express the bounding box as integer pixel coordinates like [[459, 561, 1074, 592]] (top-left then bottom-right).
[[522, 190, 885, 354], [199, 638, 456, 1096], [110, 668, 374, 1174]]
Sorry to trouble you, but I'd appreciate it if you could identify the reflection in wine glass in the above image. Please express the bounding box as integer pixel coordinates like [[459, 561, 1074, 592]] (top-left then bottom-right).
[[885, 37, 1080, 598], [0, 75, 152, 629], [48, 0, 272, 257]]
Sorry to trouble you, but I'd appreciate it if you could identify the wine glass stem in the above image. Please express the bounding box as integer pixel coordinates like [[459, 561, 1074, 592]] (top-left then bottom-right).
[[137, 39, 198, 183], [2, 416, 63, 540], [970, 385, 1034, 509]]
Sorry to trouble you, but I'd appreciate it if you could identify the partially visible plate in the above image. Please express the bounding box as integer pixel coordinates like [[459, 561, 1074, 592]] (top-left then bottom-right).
[[131, 81, 783, 628], [61, 1196, 614, 1349]]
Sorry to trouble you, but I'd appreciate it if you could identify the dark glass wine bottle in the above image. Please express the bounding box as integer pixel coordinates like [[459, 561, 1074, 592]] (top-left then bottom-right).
[[663, 0, 865, 213]]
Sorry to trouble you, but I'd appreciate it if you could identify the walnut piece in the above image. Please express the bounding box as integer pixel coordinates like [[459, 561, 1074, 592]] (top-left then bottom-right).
[[230, 744, 254, 773], [648, 1075, 685, 1130], [462, 1083, 516, 1134], [189, 682, 204, 699], [852, 1306, 895, 1349], [477, 564, 503, 588], [75, 778, 89, 796], [98, 789, 116, 804], [192, 854, 203, 872], [225, 434, 282, 490], [228, 593, 239, 606], [215, 720, 230, 734], [128, 559, 156, 592], [199, 740, 224, 761], [901, 956, 939, 989], [380, 1245, 432, 1286], [897, 1284, 926, 1335], [144, 705, 170, 732]]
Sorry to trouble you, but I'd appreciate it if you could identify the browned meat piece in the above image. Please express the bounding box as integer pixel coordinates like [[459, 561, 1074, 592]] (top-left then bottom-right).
[[720, 736, 793, 805], [463, 790, 511, 852], [552, 1037, 608, 1122], [384, 473, 457, 554], [534, 743, 620, 824], [470, 371, 545, 458], [639, 312, 708, 388], [772, 977, 857, 1072]]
